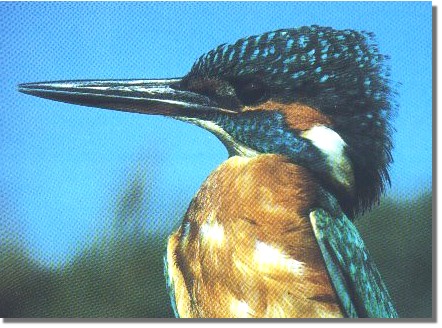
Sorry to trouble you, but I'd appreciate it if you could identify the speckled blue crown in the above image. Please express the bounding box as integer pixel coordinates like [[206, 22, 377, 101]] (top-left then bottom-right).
[[188, 25, 393, 118]]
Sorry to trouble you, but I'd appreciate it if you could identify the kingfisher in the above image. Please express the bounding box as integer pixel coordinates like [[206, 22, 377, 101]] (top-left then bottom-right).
[[19, 25, 398, 318]]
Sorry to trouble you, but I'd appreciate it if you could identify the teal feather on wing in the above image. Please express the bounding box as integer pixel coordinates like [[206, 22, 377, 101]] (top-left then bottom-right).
[[310, 209, 398, 318]]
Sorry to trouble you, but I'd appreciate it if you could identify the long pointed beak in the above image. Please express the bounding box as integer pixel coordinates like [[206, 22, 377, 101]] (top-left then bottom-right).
[[18, 79, 234, 117]]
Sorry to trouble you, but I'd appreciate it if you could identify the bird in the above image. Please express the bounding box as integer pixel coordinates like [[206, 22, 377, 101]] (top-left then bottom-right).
[[18, 25, 398, 318]]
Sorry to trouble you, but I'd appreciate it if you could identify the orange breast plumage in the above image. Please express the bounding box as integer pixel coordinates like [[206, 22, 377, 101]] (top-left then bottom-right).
[[166, 155, 344, 318]]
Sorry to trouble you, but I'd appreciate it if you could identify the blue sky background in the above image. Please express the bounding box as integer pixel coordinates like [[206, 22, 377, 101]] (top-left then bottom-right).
[[1, 2, 432, 267]]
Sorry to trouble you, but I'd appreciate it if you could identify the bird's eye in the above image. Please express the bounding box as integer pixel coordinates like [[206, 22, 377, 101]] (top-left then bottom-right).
[[235, 80, 267, 105]]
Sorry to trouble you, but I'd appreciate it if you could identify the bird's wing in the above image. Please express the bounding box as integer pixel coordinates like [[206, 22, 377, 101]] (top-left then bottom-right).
[[309, 208, 398, 318]]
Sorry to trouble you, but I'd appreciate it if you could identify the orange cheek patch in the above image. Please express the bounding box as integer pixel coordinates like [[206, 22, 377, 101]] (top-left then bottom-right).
[[243, 100, 333, 131]]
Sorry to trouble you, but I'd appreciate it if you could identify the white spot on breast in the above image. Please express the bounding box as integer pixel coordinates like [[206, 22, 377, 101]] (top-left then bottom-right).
[[200, 221, 224, 247], [254, 241, 304, 275], [230, 299, 253, 318]]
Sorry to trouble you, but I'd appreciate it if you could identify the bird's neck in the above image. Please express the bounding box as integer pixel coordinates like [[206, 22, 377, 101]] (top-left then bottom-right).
[[178, 108, 355, 218]]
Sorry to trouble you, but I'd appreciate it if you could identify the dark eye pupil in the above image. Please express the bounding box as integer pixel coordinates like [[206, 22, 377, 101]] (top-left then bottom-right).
[[236, 81, 267, 105]]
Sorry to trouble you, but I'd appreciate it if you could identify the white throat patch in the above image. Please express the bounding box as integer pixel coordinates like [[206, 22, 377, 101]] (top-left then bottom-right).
[[175, 117, 260, 158]]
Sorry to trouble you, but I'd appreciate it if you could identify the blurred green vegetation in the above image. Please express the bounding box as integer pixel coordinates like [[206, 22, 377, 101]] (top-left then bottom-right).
[[0, 176, 432, 318], [1, 173, 174, 318], [357, 190, 433, 318]]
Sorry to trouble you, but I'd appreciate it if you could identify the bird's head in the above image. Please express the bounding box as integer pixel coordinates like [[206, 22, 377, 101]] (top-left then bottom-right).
[[18, 25, 394, 218]]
